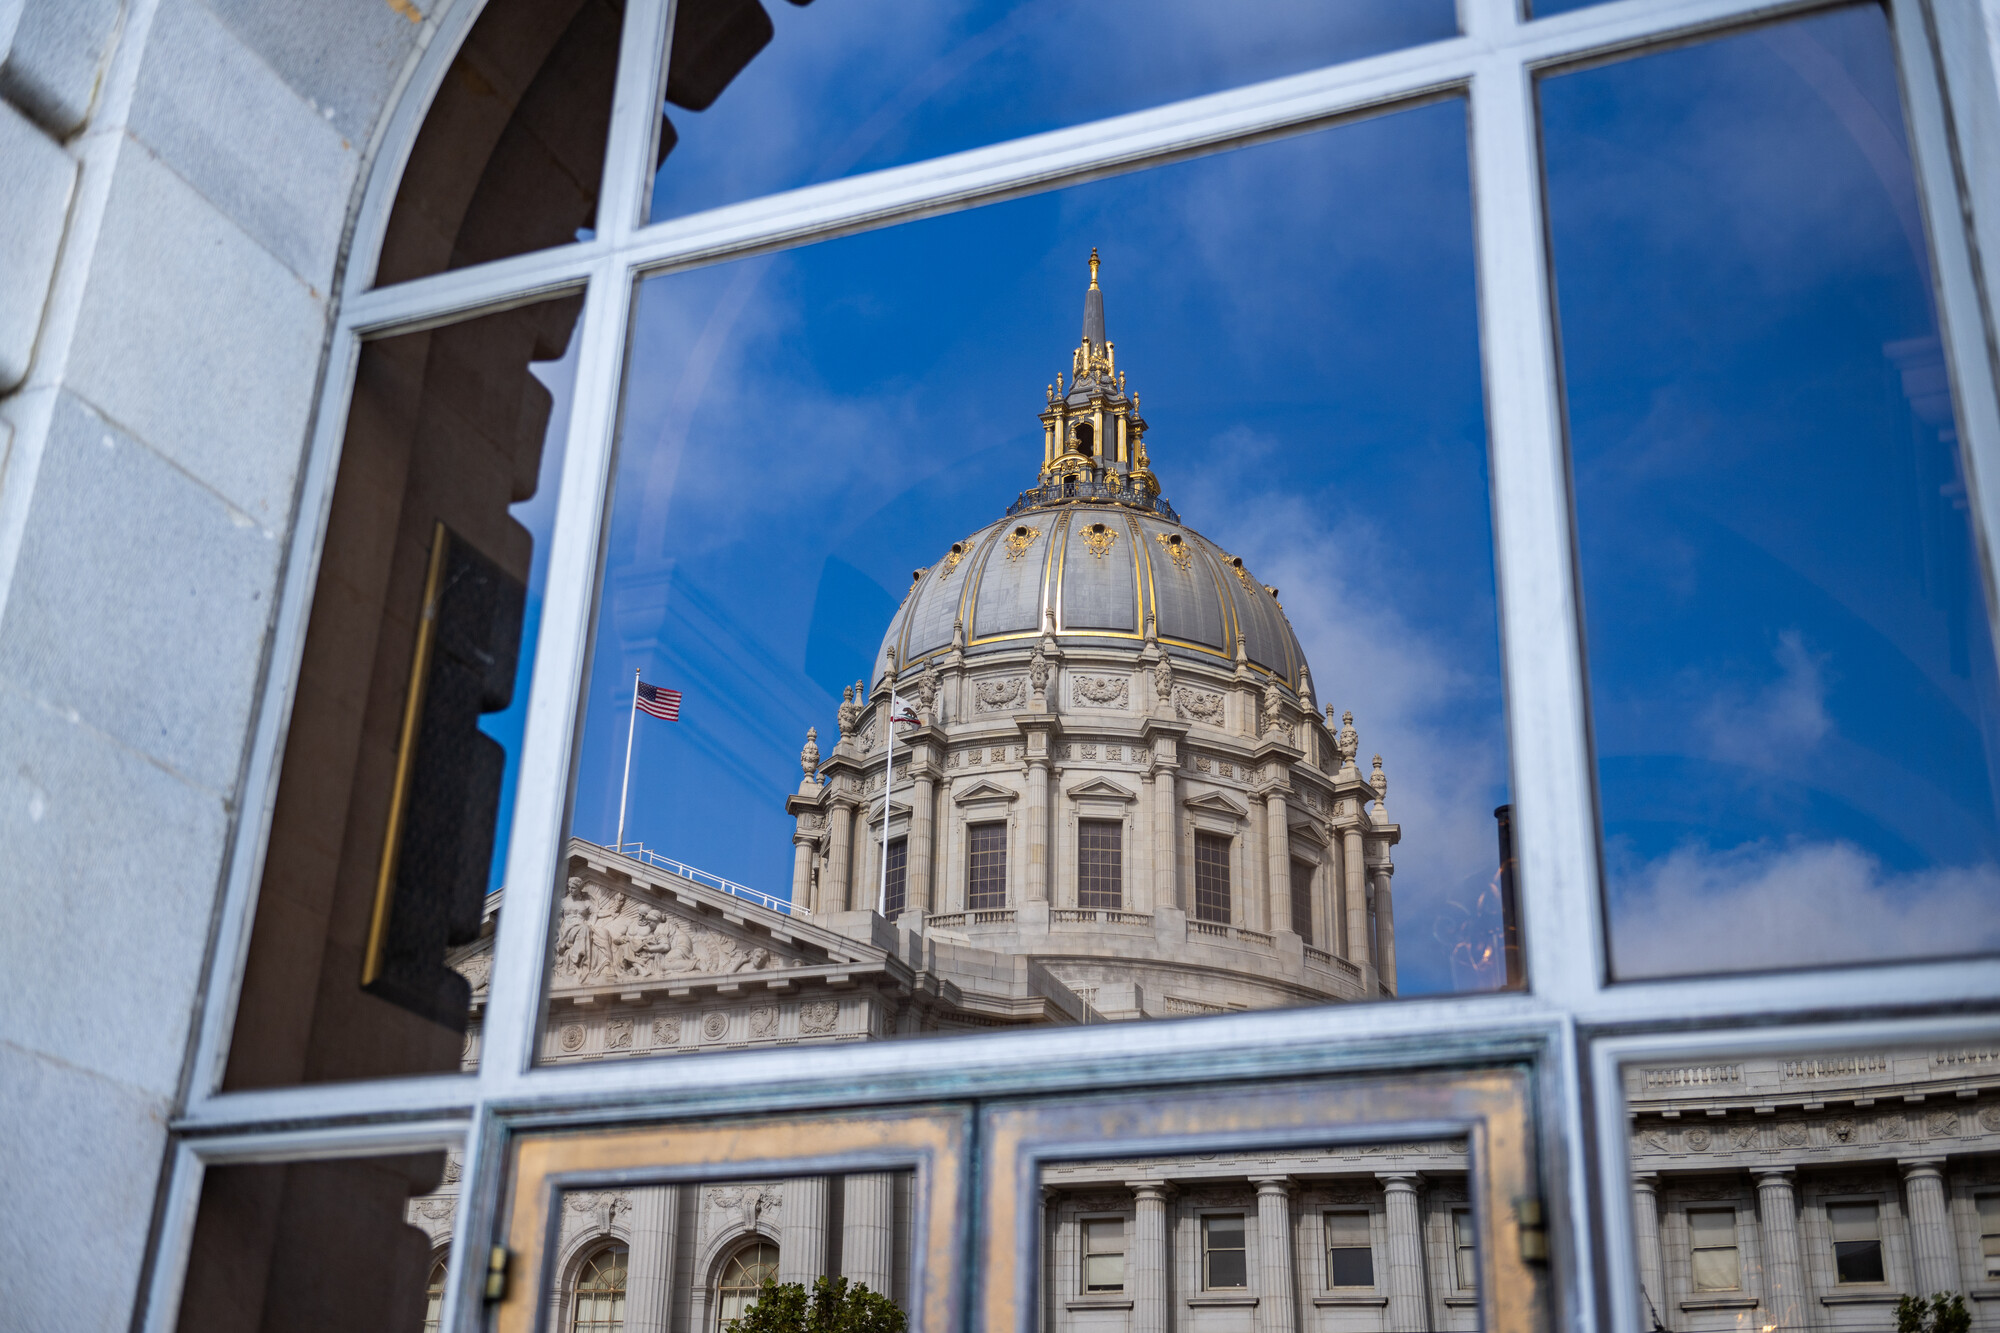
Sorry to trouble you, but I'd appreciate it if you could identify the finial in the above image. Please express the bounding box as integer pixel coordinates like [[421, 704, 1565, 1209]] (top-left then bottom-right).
[[1088, 247, 1100, 289], [800, 726, 821, 780]]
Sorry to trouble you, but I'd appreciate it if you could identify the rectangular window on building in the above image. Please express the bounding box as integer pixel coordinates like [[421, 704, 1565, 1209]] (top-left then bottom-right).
[[1453, 1208, 1478, 1289], [1326, 1210, 1374, 1287], [1687, 1208, 1740, 1291], [1082, 1217, 1125, 1292], [1290, 859, 1316, 946], [1194, 833, 1232, 924], [883, 837, 907, 918], [968, 824, 1007, 909], [1980, 1195, 2000, 1279], [1203, 1214, 1248, 1289], [1829, 1201, 1885, 1284], [1077, 820, 1122, 910]]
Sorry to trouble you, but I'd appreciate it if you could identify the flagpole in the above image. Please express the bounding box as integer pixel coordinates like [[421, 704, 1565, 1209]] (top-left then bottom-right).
[[616, 667, 639, 852]]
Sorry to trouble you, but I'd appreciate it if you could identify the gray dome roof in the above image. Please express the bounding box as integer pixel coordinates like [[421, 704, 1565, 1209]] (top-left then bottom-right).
[[876, 502, 1309, 689]]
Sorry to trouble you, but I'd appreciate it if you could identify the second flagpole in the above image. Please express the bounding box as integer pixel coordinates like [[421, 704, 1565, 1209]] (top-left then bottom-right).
[[616, 667, 639, 851]]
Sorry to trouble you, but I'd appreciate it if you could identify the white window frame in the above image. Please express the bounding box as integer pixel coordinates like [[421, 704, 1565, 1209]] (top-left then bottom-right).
[[140, 2, 2000, 1332]]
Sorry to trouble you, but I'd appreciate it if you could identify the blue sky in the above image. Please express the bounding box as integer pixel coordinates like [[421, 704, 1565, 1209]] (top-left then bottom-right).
[[575, 98, 1511, 997], [1543, 4, 2000, 976]]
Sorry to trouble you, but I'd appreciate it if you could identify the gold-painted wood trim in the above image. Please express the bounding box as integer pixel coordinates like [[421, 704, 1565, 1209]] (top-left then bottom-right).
[[494, 1106, 970, 1333], [361, 520, 451, 988], [977, 1067, 1546, 1333]]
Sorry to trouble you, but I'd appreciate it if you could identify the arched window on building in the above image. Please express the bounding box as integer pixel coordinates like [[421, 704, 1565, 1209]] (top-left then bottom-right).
[[571, 1244, 629, 1333], [422, 1254, 448, 1333], [714, 1240, 780, 1331]]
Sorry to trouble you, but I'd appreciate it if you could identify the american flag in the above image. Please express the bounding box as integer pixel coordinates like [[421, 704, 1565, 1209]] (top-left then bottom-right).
[[635, 681, 682, 721]]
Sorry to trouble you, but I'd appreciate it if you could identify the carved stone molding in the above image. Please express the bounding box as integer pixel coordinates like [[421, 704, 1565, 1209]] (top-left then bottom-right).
[[976, 677, 1026, 712], [1173, 686, 1224, 724], [1072, 675, 1130, 708], [800, 1000, 838, 1034]]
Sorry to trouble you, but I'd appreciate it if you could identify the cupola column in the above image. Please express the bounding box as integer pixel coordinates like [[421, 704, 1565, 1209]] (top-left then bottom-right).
[[1373, 862, 1397, 995], [1265, 789, 1292, 935], [1026, 753, 1050, 903], [828, 799, 856, 912], [1343, 823, 1370, 973], [910, 769, 936, 913], [1153, 747, 1179, 911]]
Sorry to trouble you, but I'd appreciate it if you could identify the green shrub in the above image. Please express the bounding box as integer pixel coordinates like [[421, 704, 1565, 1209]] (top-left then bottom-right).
[[724, 1275, 907, 1333], [1895, 1292, 1971, 1333]]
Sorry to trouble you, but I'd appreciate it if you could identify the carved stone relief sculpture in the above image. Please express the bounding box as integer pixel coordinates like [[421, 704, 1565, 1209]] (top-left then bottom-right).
[[1073, 674, 1130, 707], [1173, 685, 1224, 724], [976, 676, 1027, 712]]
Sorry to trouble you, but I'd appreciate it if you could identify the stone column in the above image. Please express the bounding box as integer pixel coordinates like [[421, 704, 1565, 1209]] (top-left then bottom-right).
[[624, 1185, 679, 1333], [779, 1177, 830, 1287], [1128, 1180, 1172, 1333], [1902, 1159, 1960, 1297], [1343, 825, 1370, 972], [1244, 795, 1267, 931], [1630, 1173, 1665, 1329], [842, 1173, 896, 1296], [1132, 774, 1155, 911], [1266, 792, 1292, 934], [1373, 865, 1397, 993], [1378, 1173, 1426, 1333], [1753, 1169, 1807, 1333], [792, 833, 815, 910], [828, 801, 855, 911], [1153, 758, 1178, 911], [909, 773, 936, 912], [1250, 1177, 1298, 1333], [1027, 755, 1050, 903]]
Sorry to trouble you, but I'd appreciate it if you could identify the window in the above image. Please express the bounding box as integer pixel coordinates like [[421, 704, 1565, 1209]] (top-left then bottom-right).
[[1194, 833, 1231, 924], [1981, 1195, 2000, 1279], [571, 1244, 628, 1333], [1326, 1210, 1374, 1287], [1687, 1209, 1739, 1291], [1290, 859, 1315, 946], [883, 836, 907, 917], [714, 1241, 780, 1331], [1082, 1217, 1125, 1292], [968, 823, 1007, 909], [1453, 1209, 1477, 1290], [1078, 820, 1122, 909], [1202, 1214, 1248, 1289], [424, 1255, 448, 1332], [1829, 1201, 1885, 1284]]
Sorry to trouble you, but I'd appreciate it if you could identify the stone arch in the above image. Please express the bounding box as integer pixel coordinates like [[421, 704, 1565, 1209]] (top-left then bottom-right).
[[549, 1225, 635, 1333], [691, 1223, 783, 1333]]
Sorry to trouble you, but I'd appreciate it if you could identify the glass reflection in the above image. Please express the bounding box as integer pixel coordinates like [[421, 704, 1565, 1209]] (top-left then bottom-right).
[[1542, 5, 2000, 978], [540, 103, 1508, 1066], [411, 1172, 918, 1330], [646, 0, 1456, 223], [1622, 1045, 2000, 1332], [1038, 1139, 1476, 1332]]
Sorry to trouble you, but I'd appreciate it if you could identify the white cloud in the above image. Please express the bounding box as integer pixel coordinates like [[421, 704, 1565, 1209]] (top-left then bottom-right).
[[1611, 839, 2000, 977], [1698, 628, 1833, 770]]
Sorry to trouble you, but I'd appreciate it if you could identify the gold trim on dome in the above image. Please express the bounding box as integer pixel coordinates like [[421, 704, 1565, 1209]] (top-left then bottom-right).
[[1079, 521, 1117, 560], [1228, 555, 1256, 589], [941, 540, 969, 576], [1003, 524, 1040, 561], [1155, 531, 1194, 572]]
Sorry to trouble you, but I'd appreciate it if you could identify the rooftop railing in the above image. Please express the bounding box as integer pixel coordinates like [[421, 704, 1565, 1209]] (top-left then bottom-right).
[[1004, 478, 1181, 524], [590, 840, 807, 917]]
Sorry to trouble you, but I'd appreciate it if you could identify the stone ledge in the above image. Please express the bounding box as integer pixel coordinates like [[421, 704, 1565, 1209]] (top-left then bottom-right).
[[1312, 1294, 1388, 1307]]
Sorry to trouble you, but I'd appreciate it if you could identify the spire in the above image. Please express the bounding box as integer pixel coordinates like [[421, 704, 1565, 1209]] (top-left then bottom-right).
[[1081, 247, 1106, 354]]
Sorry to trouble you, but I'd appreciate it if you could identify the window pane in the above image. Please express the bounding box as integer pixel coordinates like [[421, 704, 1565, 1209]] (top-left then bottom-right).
[[489, 1174, 916, 1328], [176, 1152, 447, 1333], [537, 99, 1510, 1065], [1453, 1209, 1477, 1289], [227, 292, 583, 1088], [1621, 1048, 1997, 1327], [376, 0, 619, 285], [1077, 819, 1123, 910], [1204, 1214, 1248, 1289], [884, 836, 908, 917], [1542, 5, 2000, 978], [1289, 858, 1316, 948], [646, 0, 1457, 223]]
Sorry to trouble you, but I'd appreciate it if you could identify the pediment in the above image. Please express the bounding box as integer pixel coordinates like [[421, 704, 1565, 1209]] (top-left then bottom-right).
[[1183, 789, 1249, 819], [1065, 776, 1138, 802], [952, 778, 1019, 805]]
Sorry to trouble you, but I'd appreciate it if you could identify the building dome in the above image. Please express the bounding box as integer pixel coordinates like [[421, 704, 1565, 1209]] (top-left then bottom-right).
[[874, 246, 1310, 699], [876, 505, 1309, 693]]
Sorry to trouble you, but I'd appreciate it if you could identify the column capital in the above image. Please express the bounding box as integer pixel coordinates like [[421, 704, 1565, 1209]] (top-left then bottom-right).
[[1630, 1171, 1660, 1194], [1751, 1166, 1796, 1185], [1249, 1175, 1296, 1196], [1898, 1157, 1948, 1178], [1374, 1171, 1423, 1190], [1125, 1179, 1175, 1201]]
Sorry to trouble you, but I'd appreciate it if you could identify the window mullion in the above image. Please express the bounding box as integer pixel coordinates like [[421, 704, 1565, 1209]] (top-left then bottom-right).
[[598, 0, 676, 241], [1464, 51, 1609, 1011], [479, 260, 638, 1095], [1896, 0, 2000, 666]]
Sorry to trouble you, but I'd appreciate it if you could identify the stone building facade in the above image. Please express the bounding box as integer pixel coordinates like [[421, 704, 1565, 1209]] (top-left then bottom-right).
[[1627, 1045, 2000, 1332]]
